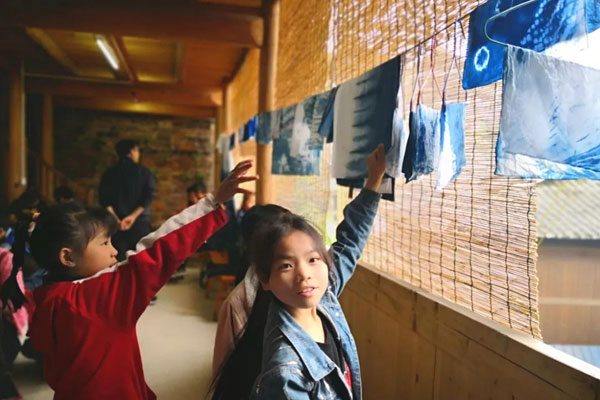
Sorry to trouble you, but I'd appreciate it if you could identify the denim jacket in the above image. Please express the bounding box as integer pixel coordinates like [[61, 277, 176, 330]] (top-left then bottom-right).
[[250, 189, 381, 400]]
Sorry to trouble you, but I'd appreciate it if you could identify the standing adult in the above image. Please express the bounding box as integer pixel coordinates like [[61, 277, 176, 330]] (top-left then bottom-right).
[[99, 139, 156, 261]]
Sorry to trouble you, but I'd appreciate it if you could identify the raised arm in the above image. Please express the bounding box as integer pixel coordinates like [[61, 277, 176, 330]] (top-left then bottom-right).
[[329, 144, 385, 296], [73, 161, 257, 328]]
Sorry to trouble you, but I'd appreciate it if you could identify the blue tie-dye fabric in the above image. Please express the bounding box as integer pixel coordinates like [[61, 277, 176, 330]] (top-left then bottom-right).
[[332, 56, 400, 185], [331, 56, 401, 200], [496, 46, 600, 180], [436, 103, 466, 190], [256, 111, 280, 145], [318, 88, 338, 143], [463, 0, 600, 90], [271, 94, 327, 176], [385, 109, 409, 178], [241, 117, 257, 142], [402, 105, 441, 182]]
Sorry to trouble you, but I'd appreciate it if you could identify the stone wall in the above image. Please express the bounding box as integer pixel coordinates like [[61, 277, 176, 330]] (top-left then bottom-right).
[[53, 108, 215, 225]]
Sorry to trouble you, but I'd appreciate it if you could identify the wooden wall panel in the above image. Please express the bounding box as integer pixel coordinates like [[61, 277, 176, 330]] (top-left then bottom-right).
[[341, 266, 600, 400]]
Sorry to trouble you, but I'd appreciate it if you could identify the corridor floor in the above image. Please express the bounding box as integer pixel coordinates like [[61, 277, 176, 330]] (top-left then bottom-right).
[[11, 265, 218, 399]]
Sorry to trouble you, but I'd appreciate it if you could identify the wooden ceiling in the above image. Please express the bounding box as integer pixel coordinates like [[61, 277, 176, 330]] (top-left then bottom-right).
[[0, 0, 264, 118]]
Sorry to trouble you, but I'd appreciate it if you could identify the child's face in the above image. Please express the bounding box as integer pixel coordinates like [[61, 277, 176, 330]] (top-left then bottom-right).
[[73, 230, 118, 278], [264, 230, 329, 314]]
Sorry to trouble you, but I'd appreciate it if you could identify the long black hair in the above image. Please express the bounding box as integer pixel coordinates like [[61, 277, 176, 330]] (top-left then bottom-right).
[[209, 204, 291, 400], [0, 203, 118, 310], [210, 212, 333, 400]]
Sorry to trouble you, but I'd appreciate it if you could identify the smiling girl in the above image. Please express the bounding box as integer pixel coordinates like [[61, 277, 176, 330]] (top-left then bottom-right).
[[249, 145, 386, 400]]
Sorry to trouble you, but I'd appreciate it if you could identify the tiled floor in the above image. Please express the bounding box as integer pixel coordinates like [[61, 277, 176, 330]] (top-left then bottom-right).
[[12, 266, 218, 399]]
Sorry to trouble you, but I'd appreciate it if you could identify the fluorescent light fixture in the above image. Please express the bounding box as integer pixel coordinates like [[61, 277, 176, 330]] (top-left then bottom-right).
[[95, 35, 119, 70]]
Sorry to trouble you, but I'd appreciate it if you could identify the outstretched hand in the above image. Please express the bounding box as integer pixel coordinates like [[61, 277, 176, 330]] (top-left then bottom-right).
[[365, 144, 386, 192], [214, 160, 258, 204]]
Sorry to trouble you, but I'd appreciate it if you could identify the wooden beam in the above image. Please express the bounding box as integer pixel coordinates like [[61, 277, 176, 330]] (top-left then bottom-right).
[[26, 77, 223, 107], [25, 27, 81, 75], [107, 36, 137, 82], [1, 1, 263, 47], [54, 96, 215, 119], [256, 0, 279, 205]]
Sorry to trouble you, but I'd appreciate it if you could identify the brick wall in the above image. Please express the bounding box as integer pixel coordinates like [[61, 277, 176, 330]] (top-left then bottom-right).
[[53, 108, 215, 225]]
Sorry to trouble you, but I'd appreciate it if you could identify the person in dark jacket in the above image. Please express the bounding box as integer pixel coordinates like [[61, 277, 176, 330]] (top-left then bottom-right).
[[99, 139, 156, 262]]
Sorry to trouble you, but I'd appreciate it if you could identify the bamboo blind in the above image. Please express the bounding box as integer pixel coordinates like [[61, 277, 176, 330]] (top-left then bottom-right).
[[272, 0, 541, 338], [228, 49, 260, 132]]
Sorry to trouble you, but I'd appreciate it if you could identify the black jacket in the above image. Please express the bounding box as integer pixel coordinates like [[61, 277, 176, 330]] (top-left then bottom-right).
[[98, 158, 156, 221]]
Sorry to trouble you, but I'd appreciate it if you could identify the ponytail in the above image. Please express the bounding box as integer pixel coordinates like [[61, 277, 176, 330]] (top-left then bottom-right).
[[0, 220, 29, 311]]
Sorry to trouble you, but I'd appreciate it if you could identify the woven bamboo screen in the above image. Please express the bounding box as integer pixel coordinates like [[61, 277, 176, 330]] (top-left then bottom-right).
[[228, 49, 260, 132], [273, 0, 541, 338]]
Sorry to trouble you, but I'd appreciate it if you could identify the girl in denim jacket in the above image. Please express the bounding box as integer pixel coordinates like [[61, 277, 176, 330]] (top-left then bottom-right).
[[246, 145, 385, 400]]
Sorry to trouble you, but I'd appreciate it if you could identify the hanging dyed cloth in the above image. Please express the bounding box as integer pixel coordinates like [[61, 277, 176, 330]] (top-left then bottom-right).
[[271, 94, 326, 175], [463, 0, 600, 90], [237, 125, 245, 144], [318, 88, 338, 143], [332, 56, 401, 199], [496, 46, 600, 180], [436, 102, 466, 190], [256, 110, 280, 145], [385, 108, 409, 179], [217, 134, 235, 179], [240, 117, 257, 143], [402, 105, 441, 183]]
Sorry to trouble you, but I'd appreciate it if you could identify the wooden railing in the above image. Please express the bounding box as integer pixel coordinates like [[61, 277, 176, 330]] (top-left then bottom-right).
[[28, 149, 96, 206]]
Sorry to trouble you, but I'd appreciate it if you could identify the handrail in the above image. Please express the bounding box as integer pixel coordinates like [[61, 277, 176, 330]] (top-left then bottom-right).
[[27, 148, 97, 206]]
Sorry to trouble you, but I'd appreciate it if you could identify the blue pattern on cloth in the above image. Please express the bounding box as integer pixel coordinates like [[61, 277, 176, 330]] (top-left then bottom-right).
[[402, 105, 441, 183], [271, 92, 330, 175], [332, 56, 401, 199], [217, 134, 235, 179], [436, 102, 466, 190], [496, 46, 600, 180], [385, 108, 409, 179], [256, 111, 280, 145], [318, 88, 338, 143], [463, 0, 600, 90], [240, 117, 257, 143]]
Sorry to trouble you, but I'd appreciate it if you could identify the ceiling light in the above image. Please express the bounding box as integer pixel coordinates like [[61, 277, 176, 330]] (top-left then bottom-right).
[[95, 35, 119, 70]]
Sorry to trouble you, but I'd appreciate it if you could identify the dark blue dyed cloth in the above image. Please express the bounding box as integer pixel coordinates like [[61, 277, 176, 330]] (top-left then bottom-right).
[[463, 0, 600, 89], [240, 116, 257, 143], [318, 87, 338, 143], [332, 56, 400, 183], [402, 105, 441, 183]]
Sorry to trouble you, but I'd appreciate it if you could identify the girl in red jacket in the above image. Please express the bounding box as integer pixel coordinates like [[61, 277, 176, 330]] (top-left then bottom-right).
[[1, 160, 256, 400]]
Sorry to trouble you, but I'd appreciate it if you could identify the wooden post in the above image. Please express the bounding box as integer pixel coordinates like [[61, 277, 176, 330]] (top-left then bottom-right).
[[256, 0, 279, 205], [41, 94, 54, 200], [7, 63, 26, 202], [214, 104, 224, 191]]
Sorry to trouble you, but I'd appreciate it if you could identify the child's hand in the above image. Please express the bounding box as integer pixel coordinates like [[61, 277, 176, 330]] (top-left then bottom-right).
[[214, 160, 258, 204], [365, 144, 386, 192]]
